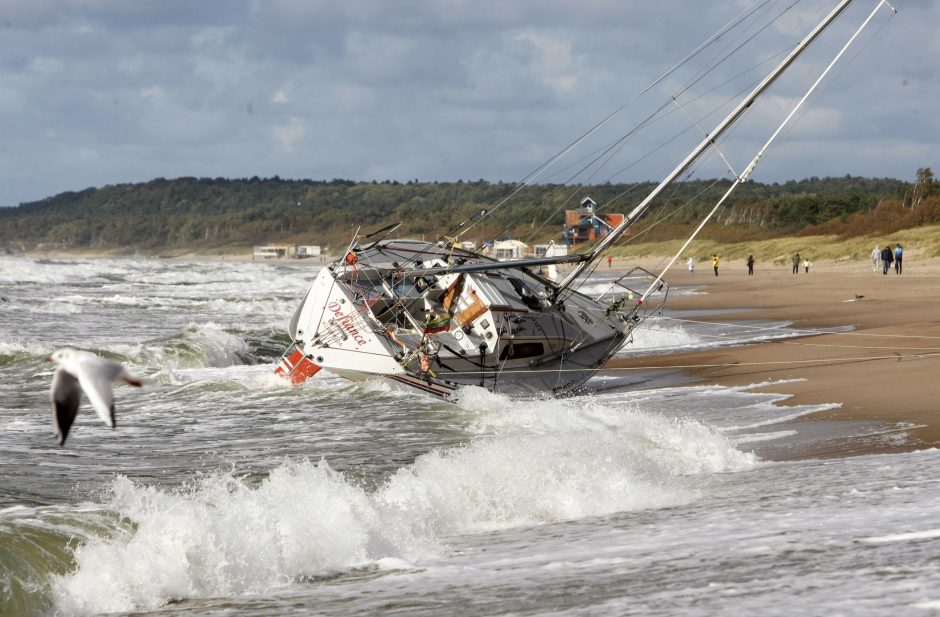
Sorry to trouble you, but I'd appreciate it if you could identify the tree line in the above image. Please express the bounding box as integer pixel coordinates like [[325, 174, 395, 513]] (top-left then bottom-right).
[[0, 172, 935, 252]]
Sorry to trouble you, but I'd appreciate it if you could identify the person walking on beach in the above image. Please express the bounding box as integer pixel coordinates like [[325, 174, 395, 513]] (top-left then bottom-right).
[[880, 244, 893, 275], [792, 252, 801, 274], [871, 245, 880, 272], [712, 254, 719, 277], [607, 256, 613, 269], [802, 258, 812, 273], [894, 243, 903, 274], [746, 254, 755, 276], [687, 256, 695, 276]]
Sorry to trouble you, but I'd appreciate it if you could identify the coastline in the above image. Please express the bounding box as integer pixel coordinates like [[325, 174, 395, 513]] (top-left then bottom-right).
[[9, 250, 938, 456], [15, 249, 334, 263], [605, 256, 940, 457]]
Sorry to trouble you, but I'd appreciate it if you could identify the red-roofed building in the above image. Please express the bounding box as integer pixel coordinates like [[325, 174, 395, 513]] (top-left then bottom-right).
[[562, 198, 625, 247]]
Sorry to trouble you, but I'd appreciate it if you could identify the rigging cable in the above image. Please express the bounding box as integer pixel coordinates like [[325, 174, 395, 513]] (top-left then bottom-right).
[[636, 0, 899, 306], [777, 1, 900, 154], [429, 350, 940, 377], [512, 42, 800, 247], [448, 0, 780, 243]]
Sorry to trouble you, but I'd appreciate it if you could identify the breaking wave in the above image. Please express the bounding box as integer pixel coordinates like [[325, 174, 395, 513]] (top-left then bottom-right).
[[0, 340, 50, 367], [45, 391, 753, 615], [113, 322, 261, 370]]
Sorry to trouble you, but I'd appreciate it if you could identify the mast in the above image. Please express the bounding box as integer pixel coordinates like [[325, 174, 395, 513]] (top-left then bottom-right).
[[556, 0, 858, 292], [633, 0, 896, 305]]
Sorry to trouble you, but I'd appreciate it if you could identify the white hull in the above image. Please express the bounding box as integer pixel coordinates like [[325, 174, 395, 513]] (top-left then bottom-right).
[[281, 240, 665, 400]]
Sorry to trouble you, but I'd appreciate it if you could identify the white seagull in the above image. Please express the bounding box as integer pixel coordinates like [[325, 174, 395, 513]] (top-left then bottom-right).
[[46, 348, 146, 445]]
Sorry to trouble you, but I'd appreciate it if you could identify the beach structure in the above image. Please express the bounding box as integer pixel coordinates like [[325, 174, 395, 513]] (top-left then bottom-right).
[[530, 243, 569, 258], [295, 245, 322, 259], [253, 244, 324, 259], [562, 198, 625, 247], [253, 245, 290, 259], [488, 239, 528, 260]]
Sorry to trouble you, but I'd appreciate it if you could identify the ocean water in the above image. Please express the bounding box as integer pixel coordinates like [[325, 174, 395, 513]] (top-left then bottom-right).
[[0, 256, 937, 617]]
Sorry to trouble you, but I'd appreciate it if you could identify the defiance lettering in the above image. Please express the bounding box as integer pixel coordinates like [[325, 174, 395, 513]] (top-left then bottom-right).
[[327, 301, 370, 347]]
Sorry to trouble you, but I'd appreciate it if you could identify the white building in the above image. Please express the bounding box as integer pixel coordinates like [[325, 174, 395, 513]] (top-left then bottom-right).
[[253, 244, 325, 259], [490, 239, 528, 261], [253, 245, 290, 259], [295, 245, 322, 258], [531, 243, 568, 258]]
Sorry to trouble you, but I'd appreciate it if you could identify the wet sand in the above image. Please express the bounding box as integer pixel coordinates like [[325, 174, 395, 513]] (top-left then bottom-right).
[[605, 257, 940, 456]]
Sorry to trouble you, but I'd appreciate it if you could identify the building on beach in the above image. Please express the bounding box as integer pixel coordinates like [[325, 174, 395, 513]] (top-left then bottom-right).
[[295, 245, 322, 258], [252, 244, 324, 259], [253, 245, 290, 259], [562, 197, 624, 247]]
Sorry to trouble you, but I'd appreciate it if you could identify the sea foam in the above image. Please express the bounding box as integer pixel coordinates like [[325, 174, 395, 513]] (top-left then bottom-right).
[[621, 316, 698, 352], [52, 391, 753, 615], [52, 461, 433, 615], [114, 322, 251, 370]]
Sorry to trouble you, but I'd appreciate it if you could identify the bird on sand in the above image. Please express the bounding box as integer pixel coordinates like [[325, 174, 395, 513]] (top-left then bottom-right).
[[46, 348, 146, 445]]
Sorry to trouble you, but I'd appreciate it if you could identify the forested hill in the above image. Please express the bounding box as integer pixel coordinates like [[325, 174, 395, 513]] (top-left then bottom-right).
[[1, 174, 936, 253]]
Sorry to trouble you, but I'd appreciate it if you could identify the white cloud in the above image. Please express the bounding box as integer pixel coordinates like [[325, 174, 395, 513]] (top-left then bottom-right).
[[273, 118, 305, 151], [191, 26, 235, 49], [0, 84, 26, 114], [139, 86, 165, 100], [27, 56, 64, 76], [77, 147, 101, 162], [515, 30, 580, 95]]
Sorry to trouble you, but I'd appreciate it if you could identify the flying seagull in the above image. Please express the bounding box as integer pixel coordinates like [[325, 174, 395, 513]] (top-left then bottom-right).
[[46, 348, 146, 445]]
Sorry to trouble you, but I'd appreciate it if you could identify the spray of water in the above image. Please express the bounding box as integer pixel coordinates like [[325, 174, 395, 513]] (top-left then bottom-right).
[[51, 389, 753, 615]]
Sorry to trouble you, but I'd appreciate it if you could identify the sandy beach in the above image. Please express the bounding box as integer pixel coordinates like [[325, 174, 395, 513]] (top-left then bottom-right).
[[605, 255, 940, 457]]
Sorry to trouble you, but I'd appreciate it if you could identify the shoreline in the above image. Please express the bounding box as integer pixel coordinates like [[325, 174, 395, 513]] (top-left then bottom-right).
[[9, 250, 938, 456], [605, 256, 940, 458], [10, 250, 334, 263]]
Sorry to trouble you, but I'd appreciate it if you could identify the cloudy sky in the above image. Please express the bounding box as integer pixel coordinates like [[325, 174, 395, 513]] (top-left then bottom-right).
[[0, 0, 935, 207]]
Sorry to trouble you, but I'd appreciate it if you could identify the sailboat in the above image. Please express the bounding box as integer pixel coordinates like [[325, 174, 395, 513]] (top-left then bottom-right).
[[275, 0, 895, 400]]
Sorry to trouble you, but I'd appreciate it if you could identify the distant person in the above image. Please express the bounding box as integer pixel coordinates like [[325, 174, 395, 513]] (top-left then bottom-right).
[[871, 244, 880, 272], [712, 254, 719, 277], [687, 256, 695, 276], [792, 252, 801, 274], [802, 258, 812, 273], [607, 256, 613, 268], [894, 243, 903, 274], [880, 244, 893, 275], [746, 254, 755, 276]]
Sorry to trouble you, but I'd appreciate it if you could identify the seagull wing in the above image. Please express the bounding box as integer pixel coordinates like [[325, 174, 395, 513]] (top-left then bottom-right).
[[73, 356, 121, 429], [51, 367, 82, 446]]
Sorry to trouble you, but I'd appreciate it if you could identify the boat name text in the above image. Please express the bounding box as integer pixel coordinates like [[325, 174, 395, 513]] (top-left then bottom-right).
[[328, 301, 370, 347]]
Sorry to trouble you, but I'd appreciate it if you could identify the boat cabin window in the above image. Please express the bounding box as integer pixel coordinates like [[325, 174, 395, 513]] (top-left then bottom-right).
[[498, 342, 545, 361]]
